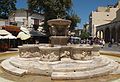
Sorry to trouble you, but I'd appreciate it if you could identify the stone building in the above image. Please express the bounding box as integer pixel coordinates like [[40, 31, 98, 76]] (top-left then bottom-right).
[[89, 1, 120, 38], [96, 8, 120, 43], [8, 9, 44, 27], [70, 28, 82, 37], [0, 19, 9, 26]]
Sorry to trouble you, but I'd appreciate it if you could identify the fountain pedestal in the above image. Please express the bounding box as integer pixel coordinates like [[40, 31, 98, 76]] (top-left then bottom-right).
[[47, 18, 71, 46], [50, 36, 69, 45]]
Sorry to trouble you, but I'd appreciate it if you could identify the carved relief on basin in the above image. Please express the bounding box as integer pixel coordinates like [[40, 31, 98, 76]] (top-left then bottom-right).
[[18, 45, 61, 62], [18, 44, 95, 61], [72, 46, 93, 60]]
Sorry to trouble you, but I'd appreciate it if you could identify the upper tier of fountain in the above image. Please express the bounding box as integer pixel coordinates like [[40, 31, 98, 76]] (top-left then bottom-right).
[[47, 18, 71, 26], [47, 18, 72, 45]]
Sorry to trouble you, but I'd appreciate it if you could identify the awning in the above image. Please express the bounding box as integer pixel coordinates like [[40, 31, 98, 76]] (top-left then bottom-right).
[[20, 25, 30, 34], [2, 26, 20, 32], [0, 29, 11, 36]]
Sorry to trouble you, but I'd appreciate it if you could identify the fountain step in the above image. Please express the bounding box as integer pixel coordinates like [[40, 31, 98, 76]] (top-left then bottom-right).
[[111, 64, 120, 74], [9, 56, 110, 73], [51, 61, 118, 80], [52, 57, 110, 72], [1, 56, 119, 78], [9, 56, 109, 72], [1, 59, 27, 76]]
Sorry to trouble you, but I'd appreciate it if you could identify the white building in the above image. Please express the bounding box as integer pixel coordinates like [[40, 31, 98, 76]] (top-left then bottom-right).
[[9, 9, 44, 27], [0, 19, 9, 26]]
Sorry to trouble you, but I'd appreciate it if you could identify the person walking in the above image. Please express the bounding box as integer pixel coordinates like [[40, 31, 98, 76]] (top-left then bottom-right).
[[102, 39, 105, 46]]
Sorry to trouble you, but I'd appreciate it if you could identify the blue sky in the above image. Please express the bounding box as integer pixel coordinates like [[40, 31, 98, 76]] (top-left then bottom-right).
[[16, 0, 118, 28], [16, 0, 27, 9]]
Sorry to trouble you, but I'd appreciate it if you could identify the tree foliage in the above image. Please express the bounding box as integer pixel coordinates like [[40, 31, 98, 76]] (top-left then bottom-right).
[[0, 0, 16, 19], [66, 11, 80, 31], [28, 0, 80, 33], [28, 0, 72, 18], [80, 31, 90, 39]]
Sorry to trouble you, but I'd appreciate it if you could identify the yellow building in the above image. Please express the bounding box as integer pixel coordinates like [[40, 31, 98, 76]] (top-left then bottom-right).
[[96, 1, 120, 43], [89, 1, 120, 38]]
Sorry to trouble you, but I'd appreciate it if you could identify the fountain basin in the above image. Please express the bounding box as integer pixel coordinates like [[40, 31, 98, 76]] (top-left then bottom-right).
[[19, 45, 61, 61], [18, 44, 95, 61], [1, 44, 120, 80], [72, 46, 93, 60]]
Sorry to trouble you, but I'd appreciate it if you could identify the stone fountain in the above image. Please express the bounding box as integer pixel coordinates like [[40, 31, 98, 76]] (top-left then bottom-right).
[[1, 18, 120, 80], [47, 18, 71, 45]]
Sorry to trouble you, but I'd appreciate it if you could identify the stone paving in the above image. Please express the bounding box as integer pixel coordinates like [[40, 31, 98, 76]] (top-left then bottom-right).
[[101, 44, 120, 52]]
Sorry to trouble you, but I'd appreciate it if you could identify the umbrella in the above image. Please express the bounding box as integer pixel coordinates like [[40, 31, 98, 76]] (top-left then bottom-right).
[[17, 25, 31, 40], [17, 32, 31, 40], [20, 25, 30, 34]]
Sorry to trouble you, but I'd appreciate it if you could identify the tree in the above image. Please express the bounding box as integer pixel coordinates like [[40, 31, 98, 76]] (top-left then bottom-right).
[[28, 0, 80, 34], [80, 31, 90, 39], [66, 11, 80, 31], [0, 0, 16, 19], [28, 0, 72, 18]]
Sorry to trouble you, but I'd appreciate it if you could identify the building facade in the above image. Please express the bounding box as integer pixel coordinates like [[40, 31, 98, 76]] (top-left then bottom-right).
[[89, 1, 120, 38], [96, 8, 120, 43], [0, 19, 9, 26], [96, 1, 120, 43], [9, 9, 44, 27]]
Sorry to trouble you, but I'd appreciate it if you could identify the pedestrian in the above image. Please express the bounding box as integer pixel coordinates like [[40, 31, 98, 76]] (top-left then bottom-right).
[[102, 39, 105, 46], [112, 38, 114, 44], [108, 42, 112, 47]]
